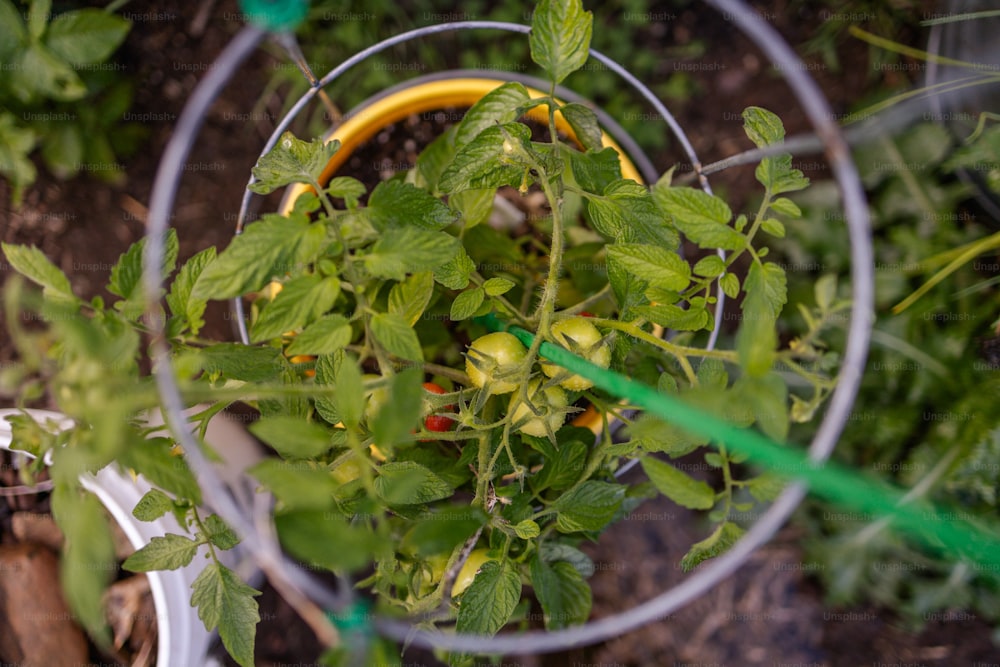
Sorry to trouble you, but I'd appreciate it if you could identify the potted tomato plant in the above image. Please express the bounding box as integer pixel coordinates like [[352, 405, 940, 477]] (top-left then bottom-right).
[[0, 1, 847, 665]]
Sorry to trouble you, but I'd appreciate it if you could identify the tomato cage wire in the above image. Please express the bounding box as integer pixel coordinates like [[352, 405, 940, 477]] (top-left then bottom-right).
[[140, 0, 873, 657]]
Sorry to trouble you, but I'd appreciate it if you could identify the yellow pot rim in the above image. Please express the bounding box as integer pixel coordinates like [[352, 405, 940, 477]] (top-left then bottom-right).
[[279, 77, 644, 213]]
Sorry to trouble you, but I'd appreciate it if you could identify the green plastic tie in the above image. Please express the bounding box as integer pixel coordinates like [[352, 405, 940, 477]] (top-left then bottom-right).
[[475, 313, 1000, 568], [239, 0, 309, 32], [327, 599, 373, 637]]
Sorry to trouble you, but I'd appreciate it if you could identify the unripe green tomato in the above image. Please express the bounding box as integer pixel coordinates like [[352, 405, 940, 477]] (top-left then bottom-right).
[[511, 378, 568, 437], [363, 374, 391, 423], [451, 548, 497, 597], [541, 317, 610, 390], [465, 332, 527, 394]]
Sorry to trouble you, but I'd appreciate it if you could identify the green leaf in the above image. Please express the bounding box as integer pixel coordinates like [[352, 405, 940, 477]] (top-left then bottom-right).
[[587, 180, 678, 249], [108, 229, 179, 318], [449, 187, 496, 229], [276, 510, 381, 572], [640, 456, 715, 510], [814, 274, 837, 311], [760, 218, 785, 238], [737, 373, 789, 442], [455, 559, 521, 636], [634, 302, 710, 332], [389, 271, 434, 326], [250, 416, 334, 459], [51, 484, 115, 646], [530, 557, 591, 629], [402, 505, 487, 557], [118, 436, 202, 503], [45, 9, 130, 65], [606, 243, 690, 292], [2, 242, 76, 302], [285, 314, 352, 356], [529, 0, 593, 84], [371, 367, 423, 448], [0, 1, 26, 62], [482, 277, 515, 297], [250, 132, 339, 193], [770, 197, 801, 217], [439, 123, 531, 193], [7, 42, 85, 101], [200, 343, 283, 382], [193, 214, 325, 300], [560, 103, 603, 152], [132, 488, 174, 522], [375, 461, 454, 505], [745, 261, 787, 319], [514, 519, 541, 540], [326, 176, 365, 206], [653, 186, 745, 251], [697, 357, 729, 389], [334, 355, 364, 429], [680, 521, 745, 571], [720, 273, 740, 299], [570, 147, 622, 194], [250, 459, 338, 510], [367, 180, 458, 231], [450, 287, 485, 321], [742, 106, 785, 149], [533, 439, 588, 492], [746, 473, 786, 503], [204, 514, 240, 551], [166, 247, 216, 336], [191, 562, 260, 667], [693, 255, 726, 278], [742, 108, 809, 194], [123, 534, 199, 572], [538, 542, 594, 578], [627, 414, 709, 458], [39, 121, 82, 179], [455, 82, 530, 146], [371, 312, 424, 361], [434, 246, 476, 290], [412, 125, 457, 191], [363, 227, 460, 280], [553, 481, 625, 533], [250, 274, 340, 342], [0, 114, 37, 206], [28, 0, 50, 43]]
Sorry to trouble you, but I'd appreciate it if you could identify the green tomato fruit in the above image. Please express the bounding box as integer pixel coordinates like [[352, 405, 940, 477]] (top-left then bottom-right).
[[541, 316, 610, 390], [451, 548, 497, 597], [465, 332, 527, 394], [511, 378, 568, 437]]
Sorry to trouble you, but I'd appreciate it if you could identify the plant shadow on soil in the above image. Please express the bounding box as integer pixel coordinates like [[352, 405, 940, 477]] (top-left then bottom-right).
[[2, 1, 998, 665]]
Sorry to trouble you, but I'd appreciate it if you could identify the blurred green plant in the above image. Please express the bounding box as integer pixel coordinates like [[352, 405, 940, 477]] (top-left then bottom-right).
[[0, 0, 143, 206]]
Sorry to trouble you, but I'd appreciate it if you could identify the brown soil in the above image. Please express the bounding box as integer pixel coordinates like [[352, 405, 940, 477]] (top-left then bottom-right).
[[2, 1, 997, 666]]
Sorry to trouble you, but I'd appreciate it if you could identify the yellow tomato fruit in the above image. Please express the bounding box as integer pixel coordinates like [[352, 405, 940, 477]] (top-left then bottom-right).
[[451, 548, 496, 598]]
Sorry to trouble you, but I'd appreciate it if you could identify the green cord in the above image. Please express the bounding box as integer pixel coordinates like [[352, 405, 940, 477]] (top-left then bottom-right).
[[239, 0, 309, 32], [476, 313, 1000, 567], [327, 599, 373, 636]]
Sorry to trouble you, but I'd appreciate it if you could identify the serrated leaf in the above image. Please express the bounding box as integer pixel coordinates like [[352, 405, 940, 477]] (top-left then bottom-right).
[[107, 229, 179, 318], [561, 102, 603, 151], [449, 187, 496, 229], [249, 416, 334, 459], [747, 473, 785, 503], [680, 521, 744, 571], [367, 180, 459, 231], [250, 132, 339, 193], [2, 242, 76, 303], [371, 312, 423, 361], [455, 82, 530, 146], [285, 314, 352, 356], [745, 261, 787, 319], [640, 456, 715, 509], [770, 197, 801, 217], [530, 557, 591, 629], [52, 485, 114, 646], [569, 147, 622, 194], [45, 9, 130, 65], [482, 277, 515, 296], [742, 106, 785, 148], [738, 373, 789, 442], [450, 287, 485, 321], [192, 215, 325, 300], [28, 0, 50, 43], [553, 481, 625, 533], [191, 562, 260, 667], [326, 176, 365, 206], [627, 414, 708, 458], [434, 246, 476, 290], [653, 186, 745, 251], [439, 123, 531, 193], [814, 274, 837, 311], [123, 533, 199, 572], [720, 273, 740, 299], [0, 1, 25, 62], [530, 0, 593, 84], [606, 243, 690, 292], [334, 355, 364, 429], [693, 255, 726, 278], [204, 514, 240, 551], [200, 343, 282, 382], [455, 560, 521, 636], [132, 488, 174, 522], [0, 114, 37, 205], [374, 461, 454, 505], [538, 542, 594, 578], [760, 218, 785, 238], [276, 510, 381, 572], [389, 271, 434, 326], [371, 367, 423, 448], [166, 246, 215, 336], [118, 436, 201, 503], [250, 459, 338, 510], [634, 303, 710, 332], [402, 505, 487, 557], [251, 274, 340, 342], [514, 519, 541, 540], [363, 227, 460, 280]]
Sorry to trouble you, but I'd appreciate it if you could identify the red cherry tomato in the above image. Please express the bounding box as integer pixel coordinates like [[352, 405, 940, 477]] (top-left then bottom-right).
[[422, 382, 455, 434]]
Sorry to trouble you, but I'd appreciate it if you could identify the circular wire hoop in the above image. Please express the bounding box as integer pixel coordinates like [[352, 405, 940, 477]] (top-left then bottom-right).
[[141, 0, 873, 657]]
